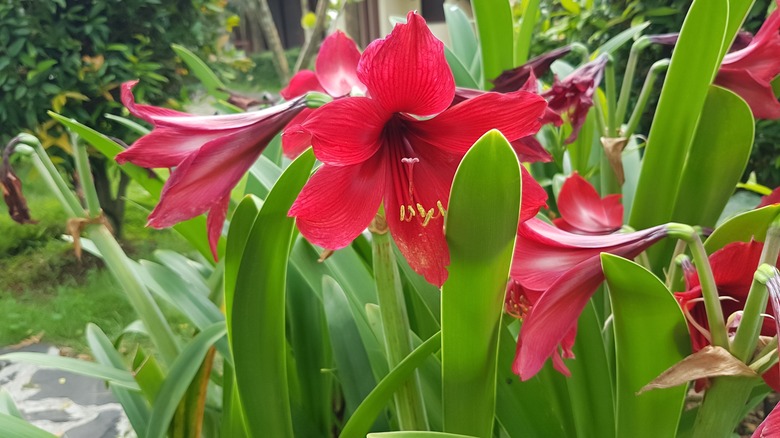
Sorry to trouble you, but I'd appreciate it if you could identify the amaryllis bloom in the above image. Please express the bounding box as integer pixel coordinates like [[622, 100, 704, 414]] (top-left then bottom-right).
[[715, 3, 780, 120], [491, 45, 573, 93], [280, 31, 365, 158], [116, 81, 305, 257], [543, 54, 608, 144], [287, 12, 548, 286], [509, 218, 668, 379], [674, 240, 780, 390], [553, 172, 623, 234]]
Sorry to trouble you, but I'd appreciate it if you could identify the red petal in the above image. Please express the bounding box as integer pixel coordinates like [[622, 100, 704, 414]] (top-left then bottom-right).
[[146, 108, 297, 228], [357, 11, 454, 116], [280, 70, 324, 100], [715, 68, 780, 119], [207, 195, 229, 259], [410, 91, 546, 155], [282, 109, 314, 158], [316, 31, 364, 97], [290, 157, 386, 249], [759, 186, 780, 208], [521, 167, 549, 222], [515, 258, 605, 379], [556, 173, 623, 233], [511, 136, 552, 163], [302, 97, 389, 166], [385, 138, 455, 286], [116, 127, 223, 168], [753, 398, 780, 437]]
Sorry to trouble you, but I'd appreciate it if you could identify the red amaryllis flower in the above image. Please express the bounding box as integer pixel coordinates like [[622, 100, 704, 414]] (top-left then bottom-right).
[[543, 54, 608, 144], [510, 218, 668, 379], [674, 240, 780, 390], [553, 172, 622, 234], [280, 31, 365, 158], [491, 45, 573, 93], [287, 12, 548, 286], [116, 81, 306, 257], [715, 3, 780, 120]]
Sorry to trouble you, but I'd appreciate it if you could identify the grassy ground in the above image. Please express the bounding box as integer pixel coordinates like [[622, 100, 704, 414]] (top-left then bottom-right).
[[0, 162, 192, 352]]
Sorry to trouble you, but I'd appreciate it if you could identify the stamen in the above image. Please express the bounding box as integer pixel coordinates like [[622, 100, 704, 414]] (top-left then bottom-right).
[[422, 208, 434, 227], [400, 205, 405, 222], [417, 203, 427, 217], [437, 200, 446, 217], [407, 205, 416, 218]]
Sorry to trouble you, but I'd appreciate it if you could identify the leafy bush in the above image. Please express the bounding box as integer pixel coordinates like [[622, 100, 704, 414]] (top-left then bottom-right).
[[0, 0, 231, 142]]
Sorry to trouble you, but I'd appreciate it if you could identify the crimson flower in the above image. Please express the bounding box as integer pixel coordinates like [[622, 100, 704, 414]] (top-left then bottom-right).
[[715, 4, 780, 120], [287, 12, 548, 286], [553, 172, 622, 234], [509, 218, 668, 379], [490, 46, 573, 93], [116, 81, 305, 257], [674, 240, 780, 391], [280, 31, 365, 158], [543, 54, 608, 144]]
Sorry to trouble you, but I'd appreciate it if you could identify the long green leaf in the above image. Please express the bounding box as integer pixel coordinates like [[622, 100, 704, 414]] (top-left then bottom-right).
[[514, 0, 540, 65], [0, 414, 57, 438], [672, 85, 754, 227], [705, 205, 780, 253], [85, 324, 151, 435], [602, 254, 691, 438], [629, 0, 729, 231], [441, 130, 521, 437], [341, 332, 442, 438], [0, 352, 139, 391], [171, 44, 230, 100], [322, 276, 387, 428], [472, 0, 514, 89], [227, 149, 315, 438], [593, 22, 650, 56], [145, 323, 227, 438], [443, 4, 479, 72], [0, 389, 23, 419]]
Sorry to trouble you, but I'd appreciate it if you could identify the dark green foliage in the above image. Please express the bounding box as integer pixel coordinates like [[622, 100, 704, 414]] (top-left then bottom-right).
[[0, 0, 229, 142]]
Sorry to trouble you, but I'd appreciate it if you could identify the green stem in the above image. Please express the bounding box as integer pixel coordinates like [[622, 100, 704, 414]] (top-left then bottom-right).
[[72, 138, 101, 217], [371, 226, 428, 431], [605, 56, 617, 137], [669, 230, 729, 348], [751, 336, 778, 374], [730, 215, 780, 361], [665, 240, 688, 290], [692, 376, 760, 438], [16, 134, 180, 366], [15, 135, 83, 216], [624, 59, 670, 138], [615, 42, 641, 130]]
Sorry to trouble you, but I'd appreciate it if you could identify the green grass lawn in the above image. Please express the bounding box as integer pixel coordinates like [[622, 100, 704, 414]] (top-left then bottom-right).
[[0, 162, 193, 352]]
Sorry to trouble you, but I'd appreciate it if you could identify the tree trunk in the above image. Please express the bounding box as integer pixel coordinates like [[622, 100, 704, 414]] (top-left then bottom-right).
[[250, 0, 291, 83]]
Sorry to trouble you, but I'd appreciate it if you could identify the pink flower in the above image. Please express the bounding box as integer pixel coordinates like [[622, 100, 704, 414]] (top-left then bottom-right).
[[715, 4, 780, 120], [754, 401, 780, 437], [116, 81, 305, 257], [543, 54, 608, 144], [280, 31, 365, 158], [287, 12, 548, 286], [553, 172, 623, 234], [510, 218, 668, 379], [758, 186, 780, 208]]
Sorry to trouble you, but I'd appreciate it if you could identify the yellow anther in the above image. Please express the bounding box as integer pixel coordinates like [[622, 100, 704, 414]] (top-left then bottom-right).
[[400, 205, 405, 222], [407, 205, 416, 218], [437, 200, 446, 216], [417, 203, 427, 217], [422, 208, 434, 227]]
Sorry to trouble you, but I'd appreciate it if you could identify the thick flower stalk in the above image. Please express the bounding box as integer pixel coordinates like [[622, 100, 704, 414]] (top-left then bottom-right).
[[287, 11, 548, 286], [675, 240, 780, 390], [280, 31, 365, 157], [509, 218, 669, 379], [116, 81, 306, 257], [753, 270, 780, 438], [553, 172, 623, 234]]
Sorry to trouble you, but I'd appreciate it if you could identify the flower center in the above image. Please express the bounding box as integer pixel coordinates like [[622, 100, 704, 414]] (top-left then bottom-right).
[[396, 157, 446, 226]]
